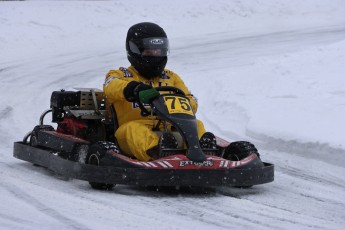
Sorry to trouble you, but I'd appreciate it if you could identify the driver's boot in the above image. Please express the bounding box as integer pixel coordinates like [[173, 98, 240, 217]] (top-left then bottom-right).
[[158, 132, 179, 158], [199, 132, 217, 150], [147, 132, 178, 160]]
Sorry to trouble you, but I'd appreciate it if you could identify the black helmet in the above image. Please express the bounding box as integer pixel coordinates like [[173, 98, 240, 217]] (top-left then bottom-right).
[[126, 22, 169, 79]]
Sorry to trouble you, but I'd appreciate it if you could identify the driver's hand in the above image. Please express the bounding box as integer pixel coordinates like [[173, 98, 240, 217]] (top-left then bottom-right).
[[138, 88, 160, 104], [123, 81, 159, 103], [123, 81, 151, 102]]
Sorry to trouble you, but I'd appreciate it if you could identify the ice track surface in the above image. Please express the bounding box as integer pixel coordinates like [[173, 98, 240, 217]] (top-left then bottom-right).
[[1, 1, 345, 229]]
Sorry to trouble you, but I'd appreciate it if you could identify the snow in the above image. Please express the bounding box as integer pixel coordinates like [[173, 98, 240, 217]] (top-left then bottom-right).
[[1, 0, 345, 229]]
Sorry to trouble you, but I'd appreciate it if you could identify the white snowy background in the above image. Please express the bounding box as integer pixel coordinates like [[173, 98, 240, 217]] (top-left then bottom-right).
[[1, 0, 345, 229]]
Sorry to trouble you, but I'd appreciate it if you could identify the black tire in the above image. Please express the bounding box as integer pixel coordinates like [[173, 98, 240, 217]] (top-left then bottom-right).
[[223, 141, 260, 189], [86, 142, 116, 190], [29, 132, 38, 147], [223, 141, 260, 161], [29, 125, 55, 147]]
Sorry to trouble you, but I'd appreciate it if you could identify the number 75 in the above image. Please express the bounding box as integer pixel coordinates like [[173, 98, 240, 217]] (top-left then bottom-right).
[[164, 96, 191, 111]]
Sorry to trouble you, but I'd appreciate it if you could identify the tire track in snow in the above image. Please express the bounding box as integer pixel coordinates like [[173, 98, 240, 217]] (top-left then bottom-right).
[[105, 187, 277, 229], [1, 180, 91, 230], [276, 165, 345, 189], [176, 25, 345, 66], [217, 187, 340, 230], [183, 195, 288, 229], [0, 212, 36, 230]]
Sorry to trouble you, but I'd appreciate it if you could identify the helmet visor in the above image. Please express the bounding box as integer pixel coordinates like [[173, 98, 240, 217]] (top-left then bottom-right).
[[129, 37, 169, 57]]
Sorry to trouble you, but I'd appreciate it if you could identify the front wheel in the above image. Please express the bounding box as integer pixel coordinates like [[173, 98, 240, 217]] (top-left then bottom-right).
[[223, 141, 260, 160], [223, 141, 260, 189], [86, 142, 116, 190]]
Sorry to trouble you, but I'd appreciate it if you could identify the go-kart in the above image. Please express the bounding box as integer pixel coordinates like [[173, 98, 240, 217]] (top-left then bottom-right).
[[13, 87, 274, 190]]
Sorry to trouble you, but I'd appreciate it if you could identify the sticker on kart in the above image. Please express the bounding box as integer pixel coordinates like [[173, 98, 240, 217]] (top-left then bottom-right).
[[179, 160, 214, 167], [163, 95, 194, 116]]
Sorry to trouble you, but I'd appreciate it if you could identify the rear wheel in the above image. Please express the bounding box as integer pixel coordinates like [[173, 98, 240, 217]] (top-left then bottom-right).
[[86, 142, 116, 190]]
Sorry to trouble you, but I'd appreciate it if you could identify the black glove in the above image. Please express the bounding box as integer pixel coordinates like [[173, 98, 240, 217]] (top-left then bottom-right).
[[123, 81, 152, 102]]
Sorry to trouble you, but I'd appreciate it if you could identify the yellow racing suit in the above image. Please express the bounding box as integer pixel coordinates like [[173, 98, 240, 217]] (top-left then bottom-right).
[[103, 66, 206, 161]]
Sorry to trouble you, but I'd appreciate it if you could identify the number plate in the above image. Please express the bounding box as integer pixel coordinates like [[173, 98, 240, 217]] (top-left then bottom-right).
[[163, 95, 194, 116]]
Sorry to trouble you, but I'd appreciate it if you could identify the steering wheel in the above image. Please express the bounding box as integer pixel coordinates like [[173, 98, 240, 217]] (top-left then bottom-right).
[[138, 86, 186, 116]]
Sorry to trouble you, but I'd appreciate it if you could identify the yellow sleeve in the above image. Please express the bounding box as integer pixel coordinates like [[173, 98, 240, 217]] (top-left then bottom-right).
[[103, 70, 130, 103], [172, 72, 198, 113]]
